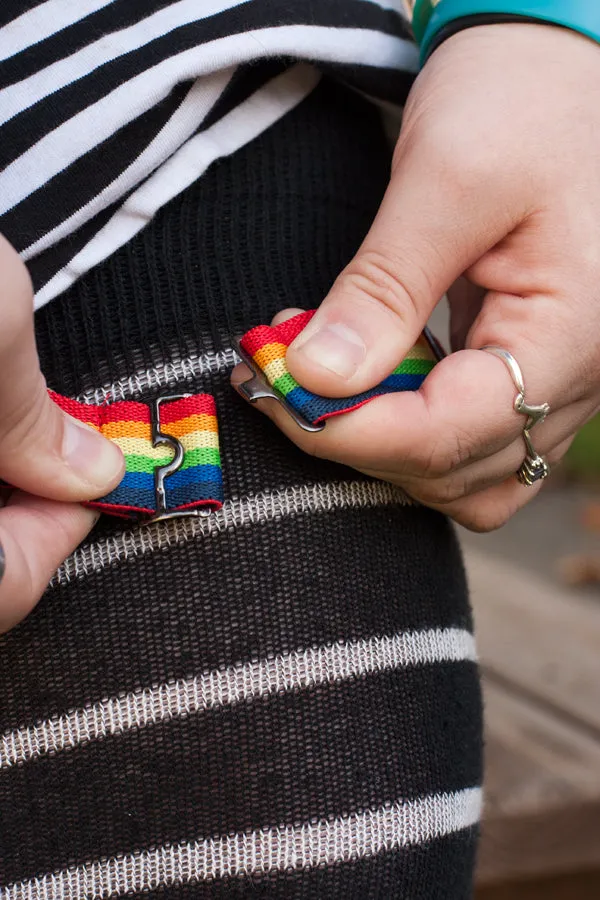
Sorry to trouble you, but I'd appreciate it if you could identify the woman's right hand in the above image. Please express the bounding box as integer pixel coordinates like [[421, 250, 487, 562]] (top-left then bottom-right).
[[0, 235, 124, 633]]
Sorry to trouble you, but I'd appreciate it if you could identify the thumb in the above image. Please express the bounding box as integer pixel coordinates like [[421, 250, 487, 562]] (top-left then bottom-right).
[[286, 143, 519, 397], [0, 493, 100, 633], [0, 235, 124, 501]]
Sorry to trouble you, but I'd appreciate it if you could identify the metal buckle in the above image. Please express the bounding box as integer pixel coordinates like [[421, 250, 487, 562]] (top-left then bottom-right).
[[233, 339, 325, 433], [148, 394, 211, 524], [422, 325, 446, 362]]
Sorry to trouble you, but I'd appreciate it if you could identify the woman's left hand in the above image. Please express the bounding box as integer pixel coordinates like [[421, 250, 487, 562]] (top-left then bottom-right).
[[232, 22, 600, 532]]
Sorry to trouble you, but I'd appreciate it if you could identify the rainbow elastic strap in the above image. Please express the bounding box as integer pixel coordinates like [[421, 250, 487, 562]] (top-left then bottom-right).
[[14, 314, 440, 523], [51, 391, 223, 521], [236, 310, 443, 432]]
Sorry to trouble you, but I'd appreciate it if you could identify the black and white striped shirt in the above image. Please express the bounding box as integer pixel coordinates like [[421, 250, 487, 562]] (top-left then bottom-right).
[[0, 0, 416, 309]]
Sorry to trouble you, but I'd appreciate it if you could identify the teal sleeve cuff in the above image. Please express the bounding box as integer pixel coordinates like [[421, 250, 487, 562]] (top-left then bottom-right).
[[418, 1, 600, 65]]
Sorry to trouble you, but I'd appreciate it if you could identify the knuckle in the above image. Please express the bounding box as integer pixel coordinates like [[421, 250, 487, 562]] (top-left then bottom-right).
[[411, 443, 447, 479], [340, 249, 424, 327], [415, 476, 469, 507], [0, 382, 54, 454], [413, 433, 465, 479], [441, 477, 471, 504], [457, 502, 513, 533]]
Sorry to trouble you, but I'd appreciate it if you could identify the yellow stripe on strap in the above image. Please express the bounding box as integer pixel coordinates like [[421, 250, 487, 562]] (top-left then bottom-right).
[[263, 356, 289, 385], [409, 340, 437, 360], [178, 430, 220, 451], [109, 437, 164, 460]]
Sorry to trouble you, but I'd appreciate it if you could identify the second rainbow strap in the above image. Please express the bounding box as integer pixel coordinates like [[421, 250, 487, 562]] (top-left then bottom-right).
[[236, 310, 442, 432]]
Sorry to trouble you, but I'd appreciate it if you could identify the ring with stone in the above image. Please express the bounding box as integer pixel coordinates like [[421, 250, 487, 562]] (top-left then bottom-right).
[[481, 346, 551, 486]]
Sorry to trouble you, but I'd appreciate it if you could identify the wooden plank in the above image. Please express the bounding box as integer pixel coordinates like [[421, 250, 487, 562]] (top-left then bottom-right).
[[465, 547, 600, 734], [478, 679, 600, 884], [476, 869, 600, 900], [482, 680, 600, 806], [480, 802, 600, 885]]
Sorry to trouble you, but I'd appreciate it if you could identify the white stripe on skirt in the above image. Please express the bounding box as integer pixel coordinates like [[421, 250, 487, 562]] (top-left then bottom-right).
[[0, 787, 482, 899], [52, 480, 413, 586], [0, 627, 476, 768]]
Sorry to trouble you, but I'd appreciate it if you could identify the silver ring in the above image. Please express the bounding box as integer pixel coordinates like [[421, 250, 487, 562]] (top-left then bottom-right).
[[481, 346, 551, 486]]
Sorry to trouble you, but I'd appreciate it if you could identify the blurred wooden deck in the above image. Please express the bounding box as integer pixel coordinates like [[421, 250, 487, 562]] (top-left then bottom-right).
[[464, 547, 600, 892], [477, 869, 600, 899]]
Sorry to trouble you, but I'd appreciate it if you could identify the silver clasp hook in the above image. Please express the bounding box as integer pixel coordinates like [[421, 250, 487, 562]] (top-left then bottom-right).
[[148, 394, 211, 524]]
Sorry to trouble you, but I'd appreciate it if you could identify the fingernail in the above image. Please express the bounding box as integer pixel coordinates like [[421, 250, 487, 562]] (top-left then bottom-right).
[[62, 414, 124, 489], [0, 540, 5, 586], [292, 322, 366, 380], [88, 509, 102, 527]]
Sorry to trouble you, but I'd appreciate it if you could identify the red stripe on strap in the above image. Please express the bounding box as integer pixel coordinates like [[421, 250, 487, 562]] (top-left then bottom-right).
[[240, 311, 316, 357], [159, 394, 217, 424], [48, 392, 151, 425]]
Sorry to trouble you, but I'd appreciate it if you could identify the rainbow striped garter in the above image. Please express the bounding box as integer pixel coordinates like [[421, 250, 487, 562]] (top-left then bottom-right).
[[236, 310, 444, 432], [7, 312, 441, 523], [50, 392, 223, 522]]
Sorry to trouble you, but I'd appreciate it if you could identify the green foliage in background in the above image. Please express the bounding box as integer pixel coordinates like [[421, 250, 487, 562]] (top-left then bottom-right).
[[565, 414, 600, 481]]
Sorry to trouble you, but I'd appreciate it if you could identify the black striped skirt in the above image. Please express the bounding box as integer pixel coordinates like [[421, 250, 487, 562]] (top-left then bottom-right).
[[0, 80, 482, 899]]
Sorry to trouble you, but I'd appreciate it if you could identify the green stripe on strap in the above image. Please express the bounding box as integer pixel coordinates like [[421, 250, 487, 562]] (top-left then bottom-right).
[[125, 447, 222, 475]]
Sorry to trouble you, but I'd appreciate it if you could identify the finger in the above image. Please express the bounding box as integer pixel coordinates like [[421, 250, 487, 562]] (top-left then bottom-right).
[[0, 492, 99, 633], [416, 436, 577, 531], [237, 351, 580, 502], [398, 435, 575, 533], [430, 477, 544, 533], [364, 430, 575, 509], [406, 259, 596, 494], [271, 307, 305, 326], [400, 473, 545, 533], [308, 326, 582, 477], [406, 285, 593, 481], [394, 394, 591, 504], [379, 288, 591, 487], [230, 349, 571, 533], [0, 236, 125, 501], [229, 371, 550, 533], [284, 141, 524, 397]]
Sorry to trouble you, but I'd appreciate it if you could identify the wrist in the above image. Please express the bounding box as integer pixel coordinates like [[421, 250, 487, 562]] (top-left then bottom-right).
[[413, 1, 600, 64]]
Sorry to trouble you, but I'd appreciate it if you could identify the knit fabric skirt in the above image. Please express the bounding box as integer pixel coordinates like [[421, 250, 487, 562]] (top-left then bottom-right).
[[0, 80, 483, 899]]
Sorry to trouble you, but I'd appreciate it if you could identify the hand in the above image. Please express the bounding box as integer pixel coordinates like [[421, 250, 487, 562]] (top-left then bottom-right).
[[0, 235, 124, 632], [232, 23, 600, 532]]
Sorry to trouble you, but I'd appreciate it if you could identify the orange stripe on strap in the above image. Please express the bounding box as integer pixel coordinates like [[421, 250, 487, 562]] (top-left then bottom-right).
[[165, 414, 218, 437], [253, 342, 287, 370], [101, 420, 152, 441]]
